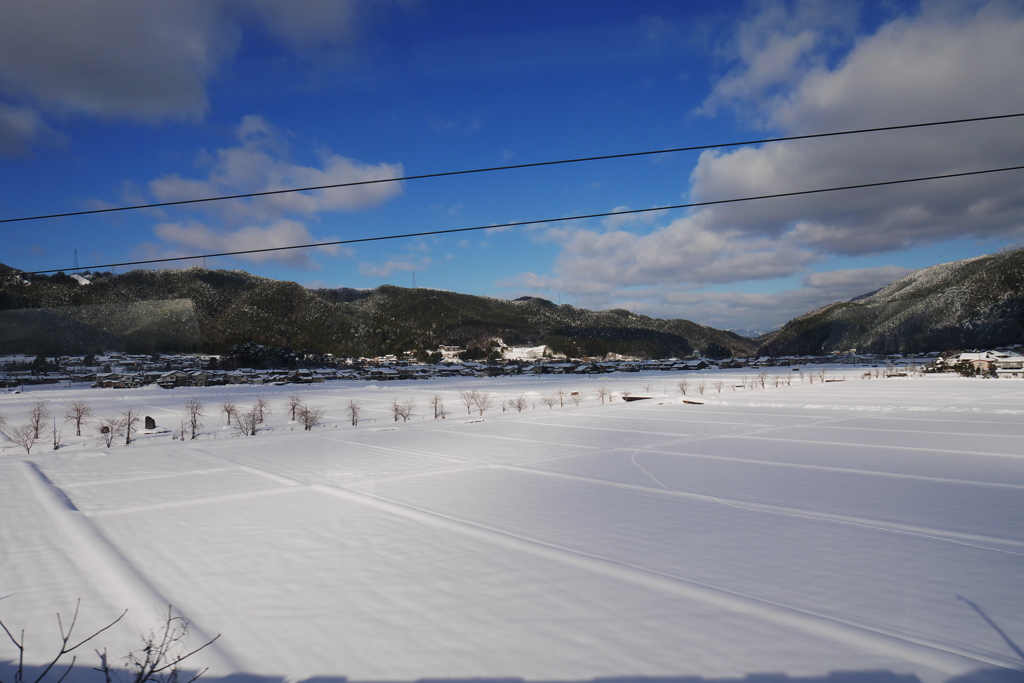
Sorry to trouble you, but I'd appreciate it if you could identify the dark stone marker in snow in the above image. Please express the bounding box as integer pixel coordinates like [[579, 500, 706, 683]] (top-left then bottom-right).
[[145, 416, 156, 430]]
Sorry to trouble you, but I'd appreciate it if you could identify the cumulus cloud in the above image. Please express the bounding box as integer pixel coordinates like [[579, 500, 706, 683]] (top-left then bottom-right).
[[505, 264, 912, 331], [691, 0, 1024, 254], [0, 1, 403, 152], [0, 103, 59, 156], [698, 0, 858, 122], [507, 211, 820, 295], [149, 218, 348, 269], [513, 0, 1024, 328], [148, 115, 404, 224], [358, 257, 431, 278], [0, 1, 233, 123], [137, 115, 400, 269]]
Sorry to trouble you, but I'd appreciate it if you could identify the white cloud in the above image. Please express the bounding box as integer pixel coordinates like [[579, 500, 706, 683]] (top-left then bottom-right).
[[0, 1, 408, 151], [136, 115, 401, 268], [509, 211, 820, 294], [517, 0, 1024, 330], [690, 0, 1024, 254], [600, 206, 665, 231], [0, 1, 233, 123], [0, 103, 59, 156], [150, 218, 348, 269], [698, 0, 858, 122], [358, 256, 431, 278], [503, 264, 912, 331], [148, 115, 404, 224]]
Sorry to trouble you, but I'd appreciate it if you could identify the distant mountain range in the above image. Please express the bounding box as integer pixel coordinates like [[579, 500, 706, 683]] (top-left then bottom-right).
[[0, 265, 755, 359], [3, 246, 1022, 359], [757, 246, 1024, 356]]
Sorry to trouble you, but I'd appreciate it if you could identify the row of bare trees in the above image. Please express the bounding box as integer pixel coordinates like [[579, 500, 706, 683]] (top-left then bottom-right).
[[2, 400, 116, 453]]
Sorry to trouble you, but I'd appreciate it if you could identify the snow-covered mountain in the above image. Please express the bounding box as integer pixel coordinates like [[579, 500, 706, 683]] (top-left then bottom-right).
[[758, 247, 1024, 355]]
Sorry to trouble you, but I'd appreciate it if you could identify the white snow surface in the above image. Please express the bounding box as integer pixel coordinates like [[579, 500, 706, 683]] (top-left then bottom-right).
[[2, 370, 1023, 683]]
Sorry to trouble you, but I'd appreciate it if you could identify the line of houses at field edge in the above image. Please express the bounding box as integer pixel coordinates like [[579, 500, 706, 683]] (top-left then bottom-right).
[[938, 350, 1024, 378], [3, 347, 1023, 389]]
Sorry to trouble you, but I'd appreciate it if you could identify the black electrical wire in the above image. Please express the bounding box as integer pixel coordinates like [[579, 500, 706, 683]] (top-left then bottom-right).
[[3, 111, 1023, 225], [24, 163, 1024, 275]]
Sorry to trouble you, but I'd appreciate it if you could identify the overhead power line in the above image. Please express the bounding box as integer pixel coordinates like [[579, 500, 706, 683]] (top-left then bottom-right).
[[3, 111, 1024, 225], [24, 164, 1024, 275]]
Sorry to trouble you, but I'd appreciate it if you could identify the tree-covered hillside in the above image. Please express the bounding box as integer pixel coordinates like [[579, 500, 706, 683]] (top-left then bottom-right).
[[0, 265, 756, 358], [757, 246, 1024, 355]]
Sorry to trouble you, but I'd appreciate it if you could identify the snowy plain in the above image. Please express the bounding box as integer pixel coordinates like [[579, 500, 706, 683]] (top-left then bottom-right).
[[1, 369, 1023, 683]]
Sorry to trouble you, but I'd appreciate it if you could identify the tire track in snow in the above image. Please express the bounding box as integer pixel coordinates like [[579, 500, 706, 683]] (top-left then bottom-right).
[[311, 481, 998, 675], [168, 438, 1013, 670], [56, 467, 242, 489], [783, 424, 1024, 440], [18, 461, 243, 673], [735, 434, 1024, 459], [623, 446, 1024, 491], [83, 487, 299, 518], [498, 463, 1024, 556]]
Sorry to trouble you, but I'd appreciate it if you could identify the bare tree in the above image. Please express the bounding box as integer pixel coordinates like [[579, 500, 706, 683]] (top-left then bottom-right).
[[472, 392, 493, 416], [429, 394, 446, 419], [122, 408, 141, 445], [346, 399, 362, 426], [509, 395, 528, 412], [184, 396, 203, 440], [52, 416, 62, 451], [397, 399, 416, 422], [697, 381, 706, 395], [458, 389, 478, 415], [596, 386, 609, 404], [0, 599, 127, 683], [298, 404, 325, 431], [173, 419, 188, 441], [284, 395, 304, 421], [64, 400, 92, 437], [8, 422, 39, 454], [235, 408, 259, 436], [98, 416, 123, 447], [220, 402, 236, 426], [758, 372, 768, 388], [391, 398, 402, 422], [101, 605, 220, 683], [677, 380, 688, 396], [30, 401, 48, 440], [819, 367, 828, 383], [557, 390, 565, 407], [253, 397, 270, 425], [0, 599, 219, 683], [541, 394, 558, 409], [714, 380, 724, 393], [569, 392, 584, 407]]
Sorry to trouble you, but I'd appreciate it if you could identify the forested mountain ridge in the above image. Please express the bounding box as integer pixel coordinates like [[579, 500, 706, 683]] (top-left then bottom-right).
[[757, 246, 1024, 356], [0, 265, 756, 359]]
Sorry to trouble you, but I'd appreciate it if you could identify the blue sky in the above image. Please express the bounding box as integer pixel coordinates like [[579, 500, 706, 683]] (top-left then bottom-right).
[[2, 0, 1024, 332]]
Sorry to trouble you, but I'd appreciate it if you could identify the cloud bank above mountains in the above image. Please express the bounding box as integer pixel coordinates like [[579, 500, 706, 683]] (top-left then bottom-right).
[[3, 1, 1024, 331], [507, 0, 1024, 328]]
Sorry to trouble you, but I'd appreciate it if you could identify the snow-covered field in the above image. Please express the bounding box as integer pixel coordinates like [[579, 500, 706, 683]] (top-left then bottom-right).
[[2, 370, 1023, 683]]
